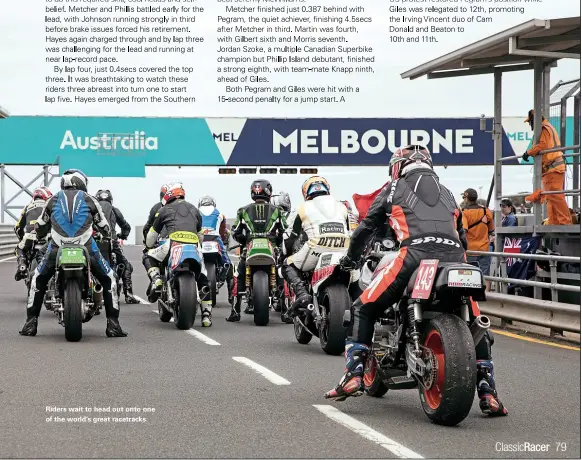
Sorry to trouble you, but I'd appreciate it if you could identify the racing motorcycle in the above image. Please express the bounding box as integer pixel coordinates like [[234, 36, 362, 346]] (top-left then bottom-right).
[[240, 234, 279, 326], [292, 234, 359, 355], [157, 232, 208, 330], [43, 244, 104, 342], [357, 243, 490, 426], [200, 231, 229, 307]]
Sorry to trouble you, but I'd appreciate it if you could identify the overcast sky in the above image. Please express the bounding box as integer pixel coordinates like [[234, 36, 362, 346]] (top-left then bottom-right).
[[0, 2, 579, 234]]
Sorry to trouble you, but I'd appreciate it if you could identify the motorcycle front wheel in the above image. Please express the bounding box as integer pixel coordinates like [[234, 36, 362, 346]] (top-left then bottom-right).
[[418, 314, 476, 426], [63, 278, 83, 342]]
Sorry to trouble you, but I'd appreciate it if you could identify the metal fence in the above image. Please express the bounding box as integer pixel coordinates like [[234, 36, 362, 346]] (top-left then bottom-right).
[[0, 224, 17, 258]]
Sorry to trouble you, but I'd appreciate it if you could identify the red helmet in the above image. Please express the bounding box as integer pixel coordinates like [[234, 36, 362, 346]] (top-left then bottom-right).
[[162, 182, 185, 206], [159, 183, 169, 201], [32, 186, 52, 201], [389, 145, 433, 181]]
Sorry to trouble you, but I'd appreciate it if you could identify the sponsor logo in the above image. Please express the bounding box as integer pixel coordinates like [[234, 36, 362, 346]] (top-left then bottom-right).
[[387, 179, 398, 203], [272, 129, 474, 155], [316, 236, 348, 248], [320, 254, 333, 266], [213, 132, 239, 142], [254, 203, 266, 222], [410, 236, 460, 248], [319, 222, 344, 234], [59, 130, 158, 151]]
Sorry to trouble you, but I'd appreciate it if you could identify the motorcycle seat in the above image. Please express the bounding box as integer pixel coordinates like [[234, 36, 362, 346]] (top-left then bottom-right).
[[406, 262, 484, 296]]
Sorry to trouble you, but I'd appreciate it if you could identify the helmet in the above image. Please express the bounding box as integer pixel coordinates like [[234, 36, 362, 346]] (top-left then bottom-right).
[[32, 186, 52, 201], [96, 189, 112, 203], [159, 184, 169, 200], [340, 200, 352, 211], [60, 169, 88, 192], [199, 196, 216, 207], [162, 182, 185, 206], [250, 179, 272, 202], [271, 191, 291, 213], [389, 145, 433, 181], [301, 176, 330, 201]]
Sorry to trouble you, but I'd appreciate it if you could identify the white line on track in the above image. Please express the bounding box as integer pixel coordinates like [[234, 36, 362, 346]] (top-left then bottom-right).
[[0, 256, 16, 262], [313, 405, 423, 459], [150, 310, 220, 345], [232, 357, 290, 385], [131, 294, 149, 304]]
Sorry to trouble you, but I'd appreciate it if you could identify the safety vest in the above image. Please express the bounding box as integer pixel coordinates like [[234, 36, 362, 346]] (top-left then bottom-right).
[[539, 121, 565, 175]]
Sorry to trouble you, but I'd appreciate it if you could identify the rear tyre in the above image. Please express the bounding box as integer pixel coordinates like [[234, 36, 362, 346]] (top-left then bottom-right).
[[293, 316, 312, 344], [319, 284, 350, 355], [206, 262, 217, 307], [175, 272, 197, 330], [158, 301, 172, 322], [419, 314, 476, 426], [364, 355, 389, 398], [63, 278, 83, 342], [252, 270, 270, 326]]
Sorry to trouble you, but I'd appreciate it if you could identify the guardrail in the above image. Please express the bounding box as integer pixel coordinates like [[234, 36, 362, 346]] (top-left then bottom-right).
[[467, 249, 580, 335], [0, 224, 17, 258]]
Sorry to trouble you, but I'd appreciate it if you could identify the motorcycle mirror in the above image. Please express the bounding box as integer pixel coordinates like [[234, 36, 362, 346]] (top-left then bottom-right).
[[382, 238, 395, 249]]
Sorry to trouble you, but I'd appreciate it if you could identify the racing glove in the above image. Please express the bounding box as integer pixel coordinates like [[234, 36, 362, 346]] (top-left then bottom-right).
[[339, 255, 359, 271], [522, 152, 530, 162]]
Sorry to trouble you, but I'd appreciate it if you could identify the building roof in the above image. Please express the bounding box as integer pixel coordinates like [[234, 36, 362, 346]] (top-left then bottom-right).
[[401, 17, 581, 80]]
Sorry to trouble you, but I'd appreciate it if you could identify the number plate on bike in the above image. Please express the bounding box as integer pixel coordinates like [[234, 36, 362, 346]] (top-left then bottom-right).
[[411, 259, 439, 300], [448, 269, 482, 288]]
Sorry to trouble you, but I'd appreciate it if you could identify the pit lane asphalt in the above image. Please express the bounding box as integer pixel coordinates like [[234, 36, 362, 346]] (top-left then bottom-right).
[[0, 246, 579, 459]]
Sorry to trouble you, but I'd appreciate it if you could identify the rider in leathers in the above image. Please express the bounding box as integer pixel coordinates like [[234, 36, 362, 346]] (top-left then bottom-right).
[[226, 179, 286, 322], [324, 145, 508, 417], [271, 191, 294, 323], [14, 186, 53, 281], [143, 183, 213, 327], [198, 196, 234, 301], [20, 169, 127, 338], [142, 184, 169, 244], [95, 190, 139, 304], [282, 176, 351, 315]]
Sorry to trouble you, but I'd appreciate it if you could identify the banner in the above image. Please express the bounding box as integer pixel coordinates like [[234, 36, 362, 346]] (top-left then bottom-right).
[[0, 116, 575, 176], [503, 236, 542, 287]]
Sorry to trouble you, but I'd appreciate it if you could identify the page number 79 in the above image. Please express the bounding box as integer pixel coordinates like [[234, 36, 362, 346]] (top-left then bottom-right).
[[555, 442, 567, 452]]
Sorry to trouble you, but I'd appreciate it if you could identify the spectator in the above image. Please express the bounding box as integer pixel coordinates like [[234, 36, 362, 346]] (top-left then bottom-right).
[[500, 199, 518, 227], [462, 188, 494, 291]]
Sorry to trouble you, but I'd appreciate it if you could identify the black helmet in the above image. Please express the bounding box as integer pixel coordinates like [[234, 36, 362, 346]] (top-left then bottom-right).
[[96, 189, 112, 203], [61, 169, 88, 192], [250, 179, 272, 202]]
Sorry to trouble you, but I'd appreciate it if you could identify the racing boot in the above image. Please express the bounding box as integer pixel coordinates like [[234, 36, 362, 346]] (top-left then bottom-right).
[[244, 301, 253, 315], [106, 317, 128, 337], [19, 316, 38, 336], [477, 360, 508, 416], [282, 264, 312, 317], [201, 301, 212, 327], [226, 295, 242, 322], [15, 255, 28, 281], [146, 268, 163, 303], [324, 342, 369, 401], [124, 287, 140, 305], [227, 277, 235, 305]]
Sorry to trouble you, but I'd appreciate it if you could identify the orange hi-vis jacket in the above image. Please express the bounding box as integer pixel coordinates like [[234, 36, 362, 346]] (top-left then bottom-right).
[[526, 120, 565, 176]]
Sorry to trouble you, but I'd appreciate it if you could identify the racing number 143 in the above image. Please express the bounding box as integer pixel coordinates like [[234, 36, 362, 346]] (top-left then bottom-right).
[[412, 259, 439, 299]]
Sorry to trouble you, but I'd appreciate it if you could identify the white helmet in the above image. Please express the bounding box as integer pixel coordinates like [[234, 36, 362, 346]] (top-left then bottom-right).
[[271, 191, 291, 213], [60, 169, 88, 192]]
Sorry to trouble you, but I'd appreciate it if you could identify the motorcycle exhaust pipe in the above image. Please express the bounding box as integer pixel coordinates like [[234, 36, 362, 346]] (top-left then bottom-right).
[[470, 315, 490, 346], [93, 284, 104, 307]]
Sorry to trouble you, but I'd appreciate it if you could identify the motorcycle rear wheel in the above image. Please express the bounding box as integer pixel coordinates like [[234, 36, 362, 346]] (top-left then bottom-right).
[[63, 278, 83, 342], [252, 270, 270, 326], [418, 314, 476, 426], [364, 355, 389, 398], [175, 272, 197, 330], [293, 316, 312, 344], [319, 284, 350, 355]]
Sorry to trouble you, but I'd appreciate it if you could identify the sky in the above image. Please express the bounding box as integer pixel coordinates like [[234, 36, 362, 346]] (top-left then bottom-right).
[[0, 1, 579, 233]]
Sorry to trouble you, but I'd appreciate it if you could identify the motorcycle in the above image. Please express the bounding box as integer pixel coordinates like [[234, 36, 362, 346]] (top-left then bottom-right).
[[200, 231, 230, 307], [292, 235, 359, 355], [241, 234, 278, 326], [94, 233, 124, 298], [157, 232, 208, 330], [44, 244, 104, 342], [357, 246, 490, 426]]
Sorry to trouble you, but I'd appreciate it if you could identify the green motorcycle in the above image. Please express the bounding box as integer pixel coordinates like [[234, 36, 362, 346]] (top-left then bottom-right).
[[44, 245, 103, 342], [243, 235, 278, 326]]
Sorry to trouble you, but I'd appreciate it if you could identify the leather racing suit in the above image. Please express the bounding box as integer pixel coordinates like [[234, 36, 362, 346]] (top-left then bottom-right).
[[143, 202, 166, 244], [227, 201, 286, 321], [324, 169, 507, 416], [198, 205, 232, 267], [97, 198, 137, 303], [21, 189, 127, 337], [14, 198, 48, 280], [143, 197, 212, 326]]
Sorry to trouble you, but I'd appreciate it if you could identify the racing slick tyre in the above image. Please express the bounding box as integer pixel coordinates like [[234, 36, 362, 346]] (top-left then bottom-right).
[[319, 284, 350, 355], [252, 270, 270, 326], [364, 353, 389, 398], [175, 272, 197, 330], [419, 314, 476, 426], [63, 278, 83, 342], [205, 262, 217, 307]]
